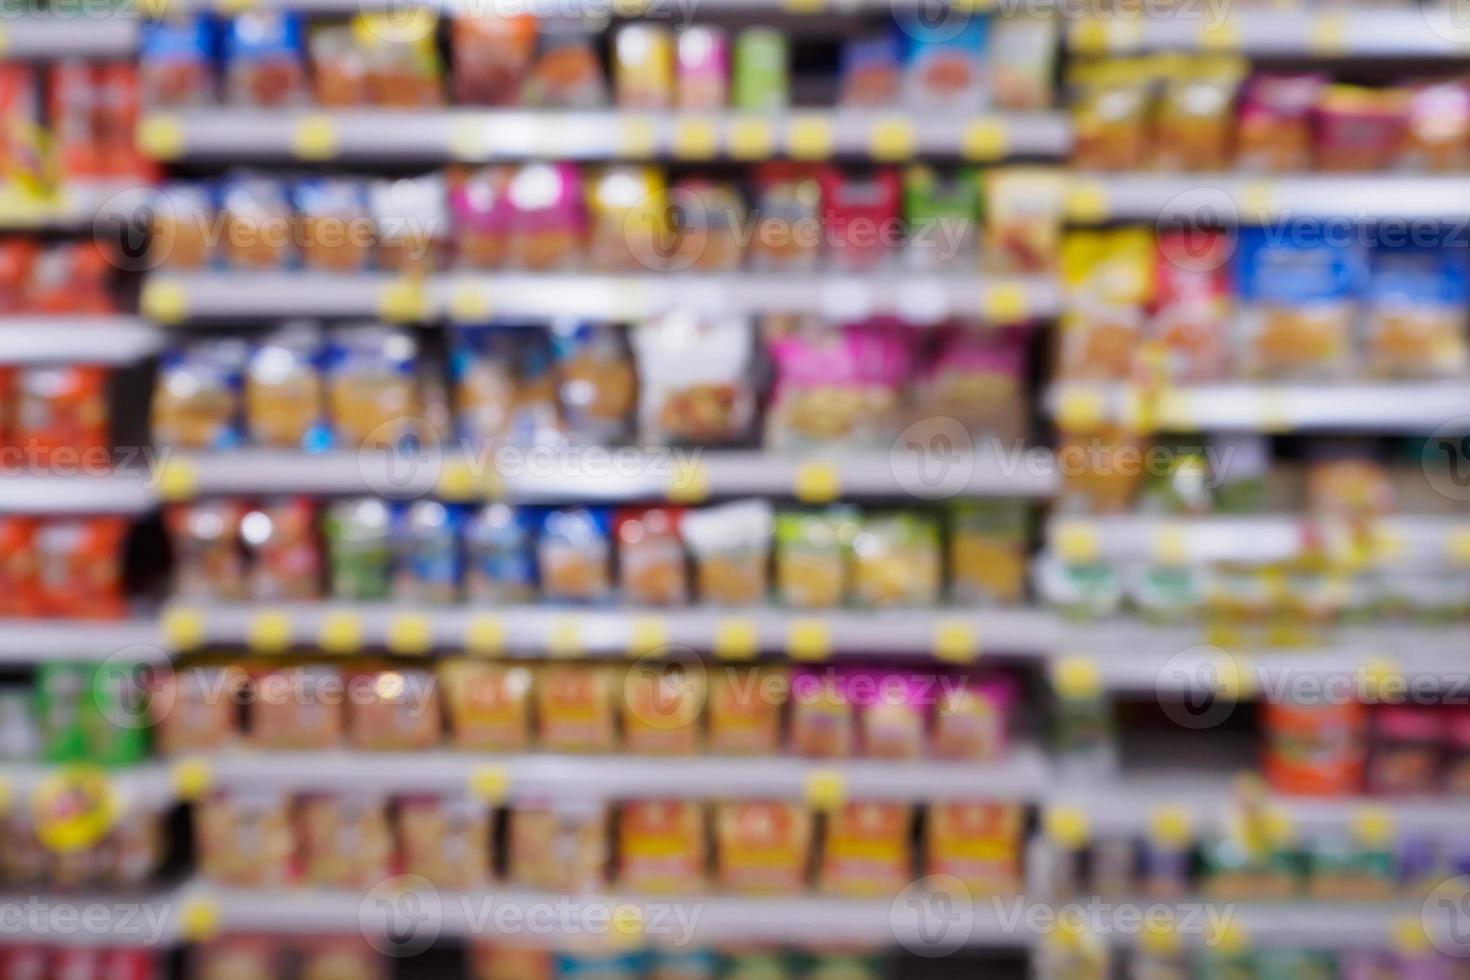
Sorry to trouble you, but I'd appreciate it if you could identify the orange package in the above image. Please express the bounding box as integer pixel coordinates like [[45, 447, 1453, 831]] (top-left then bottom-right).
[[618, 800, 707, 893], [12, 366, 109, 469], [819, 803, 913, 898], [616, 507, 688, 606], [707, 666, 786, 755], [34, 517, 127, 618], [349, 668, 442, 751], [622, 660, 704, 755], [536, 664, 617, 752], [0, 241, 38, 312], [249, 665, 346, 750], [925, 802, 1022, 894], [0, 518, 40, 616], [440, 661, 533, 751], [714, 801, 813, 894], [1262, 698, 1366, 796], [28, 242, 113, 315]]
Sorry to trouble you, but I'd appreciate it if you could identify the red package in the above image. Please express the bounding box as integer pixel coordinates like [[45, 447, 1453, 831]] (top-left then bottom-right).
[[1236, 73, 1325, 172], [453, 15, 537, 105], [243, 496, 322, 601], [0, 240, 38, 312], [1313, 84, 1407, 172], [750, 163, 824, 271], [49, 61, 99, 179], [34, 517, 127, 619], [28, 242, 113, 314], [95, 64, 152, 181], [0, 66, 42, 181], [615, 507, 687, 605], [0, 517, 39, 617], [100, 950, 157, 980], [1150, 230, 1231, 382], [53, 949, 105, 980], [1, 948, 50, 980], [819, 169, 900, 272], [12, 366, 110, 469]]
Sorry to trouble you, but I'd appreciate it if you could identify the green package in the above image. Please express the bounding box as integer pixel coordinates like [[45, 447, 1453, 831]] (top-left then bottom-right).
[[35, 663, 89, 763], [324, 497, 393, 601], [903, 165, 979, 268], [84, 661, 151, 767], [733, 28, 789, 110]]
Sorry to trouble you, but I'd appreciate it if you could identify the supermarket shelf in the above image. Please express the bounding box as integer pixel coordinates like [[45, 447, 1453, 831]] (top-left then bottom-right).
[[195, 744, 1050, 802], [0, 317, 165, 364], [156, 445, 1061, 501], [1067, 173, 1470, 222], [0, 16, 139, 59], [142, 271, 1063, 324], [1047, 382, 1470, 434], [0, 889, 180, 948], [160, 601, 1061, 657], [1045, 515, 1470, 566], [137, 109, 1071, 163], [1069, 8, 1470, 57], [0, 180, 142, 231], [1, 763, 176, 813], [0, 618, 166, 663], [0, 472, 156, 515]]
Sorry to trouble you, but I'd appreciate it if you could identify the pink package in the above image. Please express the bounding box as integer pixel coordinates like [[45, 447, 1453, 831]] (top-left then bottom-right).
[[506, 162, 585, 271], [912, 326, 1026, 442], [932, 676, 1012, 761], [677, 26, 728, 110], [765, 320, 916, 450], [451, 166, 515, 269], [818, 169, 902, 272], [1148, 230, 1231, 383], [848, 669, 928, 759], [1236, 73, 1327, 171], [789, 668, 855, 758]]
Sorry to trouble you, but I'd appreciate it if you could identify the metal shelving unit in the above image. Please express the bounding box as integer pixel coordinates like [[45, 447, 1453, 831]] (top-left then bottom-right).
[[1069, 8, 1470, 57], [0, 317, 164, 365], [0, 472, 157, 515]]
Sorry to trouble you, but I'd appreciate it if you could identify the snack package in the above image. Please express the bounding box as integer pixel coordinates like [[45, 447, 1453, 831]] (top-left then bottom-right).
[[990, 14, 1055, 110], [441, 661, 533, 750], [677, 27, 729, 110], [850, 514, 941, 608], [219, 173, 295, 270], [619, 801, 706, 893], [552, 322, 636, 443], [1305, 448, 1394, 523], [152, 339, 247, 450], [1263, 698, 1366, 796], [521, 24, 606, 108], [749, 164, 822, 271], [912, 326, 1025, 438], [324, 497, 392, 601], [392, 500, 462, 604], [451, 165, 514, 268], [666, 178, 744, 272], [152, 182, 214, 271], [789, 669, 854, 758], [28, 242, 114, 314], [195, 939, 284, 980], [1057, 229, 1154, 381], [775, 509, 856, 609], [399, 796, 493, 890], [707, 665, 786, 755], [507, 804, 608, 892], [633, 313, 754, 446], [13, 366, 110, 469], [243, 496, 322, 601], [926, 802, 1022, 894], [33, 518, 127, 619], [1363, 238, 1469, 378], [140, 16, 215, 108], [732, 28, 788, 111], [1401, 79, 1470, 171], [310, 25, 369, 106], [681, 500, 772, 606], [0, 240, 38, 312], [1367, 706, 1443, 796], [249, 665, 343, 749], [196, 792, 297, 887], [463, 503, 537, 603], [350, 667, 442, 751], [903, 165, 979, 272], [613, 25, 674, 109], [371, 174, 447, 274], [714, 802, 813, 894], [300, 939, 387, 980], [1314, 84, 1407, 172], [1150, 230, 1231, 382], [587, 166, 666, 273], [537, 664, 617, 752], [839, 35, 900, 107], [470, 942, 556, 978], [1236, 73, 1326, 171], [949, 501, 1027, 606], [852, 670, 927, 759], [300, 794, 392, 888], [623, 658, 704, 754], [615, 508, 688, 606], [898, 15, 987, 111], [932, 677, 1012, 760], [764, 320, 914, 450], [537, 507, 612, 603], [1151, 54, 1247, 171], [982, 168, 1063, 274], [506, 163, 585, 270], [224, 13, 308, 107], [153, 665, 245, 755], [1235, 228, 1364, 379], [819, 803, 913, 898], [323, 325, 420, 449], [168, 501, 249, 601], [452, 14, 537, 105], [353, 12, 444, 107], [294, 179, 373, 273], [452, 325, 561, 447], [0, 518, 39, 618], [1068, 59, 1152, 170], [819, 169, 901, 271]]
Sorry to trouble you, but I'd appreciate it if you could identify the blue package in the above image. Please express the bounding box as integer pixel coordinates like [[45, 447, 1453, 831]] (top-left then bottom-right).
[[246, 322, 332, 452], [647, 949, 718, 979], [154, 338, 248, 450], [554, 950, 645, 979], [219, 172, 298, 270], [839, 34, 901, 107], [895, 13, 989, 111], [223, 12, 306, 107], [1234, 227, 1365, 377], [537, 506, 612, 603], [321, 325, 420, 451], [393, 500, 463, 604], [450, 324, 561, 448], [140, 15, 217, 107], [464, 503, 537, 603], [1365, 238, 1469, 376], [141, 14, 216, 62]]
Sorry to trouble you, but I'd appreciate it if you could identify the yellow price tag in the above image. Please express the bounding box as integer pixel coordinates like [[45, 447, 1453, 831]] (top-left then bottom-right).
[[466, 615, 505, 657], [140, 280, 188, 324], [437, 457, 478, 501], [1212, 655, 1250, 701], [1370, 525, 1406, 564], [1352, 805, 1396, 847], [291, 114, 340, 160], [1206, 920, 1248, 955], [1154, 389, 1193, 429], [804, 769, 845, 811], [388, 614, 433, 656], [1391, 916, 1432, 956], [714, 619, 759, 660], [669, 459, 709, 504], [216, 0, 257, 13], [1198, 19, 1240, 50], [1052, 657, 1102, 701], [787, 116, 833, 160], [619, 117, 658, 157], [611, 903, 644, 940], [869, 118, 916, 161], [933, 621, 978, 664], [981, 283, 1028, 324], [1044, 806, 1090, 848], [448, 285, 491, 323], [1139, 918, 1180, 956], [783, 0, 824, 11], [378, 279, 429, 322], [171, 758, 214, 801], [627, 617, 668, 657], [1447, 527, 1470, 565], [1359, 657, 1402, 703], [318, 610, 362, 655], [1240, 181, 1276, 219], [1152, 526, 1190, 566], [162, 607, 205, 651], [1055, 523, 1101, 563], [1259, 390, 1290, 432], [787, 619, 831, 661], [1148, 806, 1193, 847], [962, 119, 1008, 161], [1309, 11, 1349, 55], [549, 617, 581, 657], [179, 897, 221, 943], [153, 457, 198, 503], [0, 777, 10, 815], [1056, 387, 1106, 432], [248, 610, 292, 653], [136, 115, 184, 160], [672, 118, 718, 160], [447, 118, 485, 161], [1064, 180, 1108, 222], [469, 765, 510, 804], [794, 462, 841, 503], [727, 117, 774, 160]]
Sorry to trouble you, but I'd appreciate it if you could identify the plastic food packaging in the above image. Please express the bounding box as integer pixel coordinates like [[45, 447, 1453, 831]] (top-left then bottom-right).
[[707, 666, 786, 755], [1401, 79, 1470, 170], [507, 804, 608, 892], [925, 803, 1022, 894], [168, 501, 249, 601], [153, 665, 245, 755], [353, 12, 444, 107], [537, 507, 612, 603], [898, 15, 987, 111], [714, 802, 813, 894], [775, 509, 856, 609], [249, 665, 343, 749], [912, 326, 1026, 440], [677, 27, 729, 110], [1366, 706, 1443, 796], [452, 14, 537, 106], [323, 325, 420, 449], [619, 801, 706, 893], [463, 503, 537, 603], [666, 178, 744, 272], [990, 14, 1055, 110], [220, 174, 295, 270], [1234, 229, 1364, 379], [587, 166, 666, 272], [451, 165, 514, 269], [933, 677, 1012, 760], [613, 24, 674, 109], [850, 514, 941, 608], [764, 320, 913, 450], [244, 323, 327, 450], [224, 13, 308, 107], [1363, 239, 1469, 378], [681, 500, 772, 605], [393, 500, 462, 604], [853, 670, 927, 759], [1313, 84, 1406, 172], [819, 803, 912, 897], [1236, 73, 1325, 171], [903, 165, 979, 272], [310, 25, 368, 106], [982, 168, 1063, 274], [839, 35, 900, 107], [1150, 230, 1231, 382], [789, 669, 854, 758], [1151, 54, 1246, 171], [949, 501, 1027, 606], [350, 667, 441, 751], [323, 497, 392, 601], [441, 660, 533, 750], [623, 659, 704, 754], [536, 664, 617, 752], [507, 163, 585, 270], [294, 179, 373, 273], [819, 169, 901, 271], [1263, 698, 1366, 796], [300, 794, 392, 888], [1057, 229, 1153, 381], [151, 182, 214, 271], [197, 792, 297, 887], [615, 508, 687, 606], [399, 796, 493, 890], [633, 313, 754, 446], [732, 28, 788, 111], [33, 518, 127, 619], [27, 242, 114, 315], [371, 174, 447, 274], [452, 325, 562, 448], [521, 25, 605, 108], [1068, 59, 1152, 170], [14, 366, 110, 470], [749, 164, 823, 271], [140, 16, 215, 108], [242, 497, 322, 601], [152, 339, 247, 450]]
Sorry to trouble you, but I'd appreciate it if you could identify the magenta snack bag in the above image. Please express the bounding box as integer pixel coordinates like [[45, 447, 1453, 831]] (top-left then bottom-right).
[[933, 676, 1013, 761], [450, 166, 514, 270], [765, 319, 915, 450], [912, 326, 1026, 442], [506, 162, 585, 271]]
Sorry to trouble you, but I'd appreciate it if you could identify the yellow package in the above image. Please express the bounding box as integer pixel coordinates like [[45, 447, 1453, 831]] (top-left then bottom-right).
[[715, 802, 813, 895], [707, 665, 787, 755], [925, 802, 1022, 894], [1057, 229, 1154, 381], [536, 664, 617, 753], [618, 800, 707, 893], [819, 803, 913, 898], [622, 660, 706, 755], [440, 661, 534, 751], [587, 166, 667, 272], [1068, 57, 1155, 170], [982, 168, 1064, 274]]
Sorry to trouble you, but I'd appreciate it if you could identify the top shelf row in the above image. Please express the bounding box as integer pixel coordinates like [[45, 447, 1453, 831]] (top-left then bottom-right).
[[5, 7, 1468, 59]]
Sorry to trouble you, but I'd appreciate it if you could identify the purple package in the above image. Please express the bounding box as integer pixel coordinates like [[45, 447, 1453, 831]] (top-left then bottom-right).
[[450, 166, 514, 270], [932, 675, 1013, 761], [506, 162, 585, 271], [844, 669, 928, 760]]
